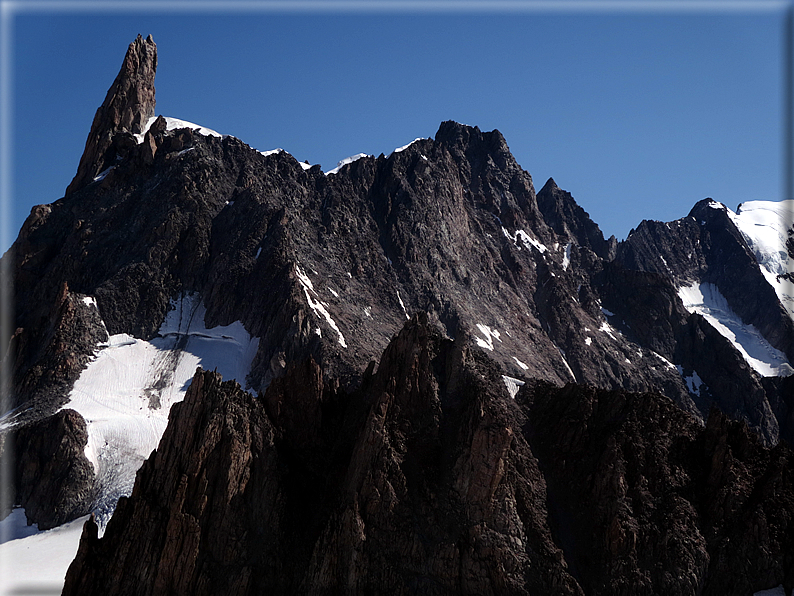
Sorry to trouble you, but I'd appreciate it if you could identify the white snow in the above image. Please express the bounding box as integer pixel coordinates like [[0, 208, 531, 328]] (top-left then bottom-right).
[[92, 165, 115, 182], [0, 513, 89, 595], [727, 200, 794, 321], [135, 116, 222, 143], [255, 247, 262, 259], [391, 138, 426, 155], [512, 356, 529, 371], [601, 306, 615, 317], [475, 324, 502, 351], [562, 243, 571, 270], [676, 365, 706, 396], [502, 228, 548, 254], [326, 153, 370, 175], [0, 509, 39, 545], [599, 321, 617, 341], [584, 337, 592, 346], [62, 293, 259, 527], [259, 148, 312, 169], [651, 350, 678, 371], [328, 287, 339, 298], [502, 375, 525, 399], [295, 264, 347, 348], [678, 281, 793, 377], [555, 346, 577, 381], [397, 290, 410, 320]]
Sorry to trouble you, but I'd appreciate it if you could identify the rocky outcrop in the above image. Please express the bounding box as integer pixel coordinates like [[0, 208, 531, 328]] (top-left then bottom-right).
[[520, 381, 794, 596], [63, 369, 286, 595], [5, 408, 94, 530], [6, 280, 107, 417], [65, 34, 157, 196], [536, 177, 616, 260]]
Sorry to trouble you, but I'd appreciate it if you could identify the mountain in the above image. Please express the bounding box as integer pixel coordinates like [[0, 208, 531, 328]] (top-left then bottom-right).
[[1, 34, 793, 595]]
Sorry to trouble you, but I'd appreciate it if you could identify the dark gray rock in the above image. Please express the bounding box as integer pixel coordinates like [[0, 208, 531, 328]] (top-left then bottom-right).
[[5, 408, 94, 530], [65, 34, 157, 196]]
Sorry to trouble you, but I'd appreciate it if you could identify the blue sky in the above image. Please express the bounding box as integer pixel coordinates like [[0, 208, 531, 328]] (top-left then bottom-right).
[[2, 2, 790, 253]]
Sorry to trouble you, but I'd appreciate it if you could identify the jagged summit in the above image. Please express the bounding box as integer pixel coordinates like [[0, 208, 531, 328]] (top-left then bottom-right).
[[65, 34, 157, 196]]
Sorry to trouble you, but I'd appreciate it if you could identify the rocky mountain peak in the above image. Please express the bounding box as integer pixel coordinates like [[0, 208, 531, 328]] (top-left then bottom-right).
[[536, 175, 615, 260], [65, 34, 157, 196], [434, 120, 512, 164]]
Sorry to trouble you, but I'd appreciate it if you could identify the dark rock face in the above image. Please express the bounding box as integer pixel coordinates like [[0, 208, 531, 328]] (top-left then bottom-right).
[[5, 280, 107, 418], [536, 177, 616, 261], [63, 369, 284, 595], [521, 382, 794, 596], [65, 34, 157, 196], [63, 316, 582, 595], [614, 199, 794, 444], [5, 408, 94, 530], [63, 316, 794, 595]]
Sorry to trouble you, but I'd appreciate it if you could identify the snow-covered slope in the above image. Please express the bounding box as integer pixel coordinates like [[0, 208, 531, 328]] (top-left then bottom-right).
[[62, 293, 258, 527], [0, 511, 88, 595], [678, 281, 793, 377], [727, 200, 794, 321]]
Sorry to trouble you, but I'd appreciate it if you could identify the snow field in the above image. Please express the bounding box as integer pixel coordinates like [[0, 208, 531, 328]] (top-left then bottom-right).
[[63, 294, 259, 527], [677, 282, 792, 377], [727, 200, 794, 321], [0, 513, 89, 595]]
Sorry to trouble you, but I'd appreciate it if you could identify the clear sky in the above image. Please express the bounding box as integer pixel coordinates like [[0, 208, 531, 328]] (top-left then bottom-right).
[[2, 1, 790, 254]]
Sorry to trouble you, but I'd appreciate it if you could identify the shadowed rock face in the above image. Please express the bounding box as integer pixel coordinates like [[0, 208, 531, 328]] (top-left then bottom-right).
[[4, 408, 94, 530], [62, 315, 794, 596], [522, 381, 794, 596]]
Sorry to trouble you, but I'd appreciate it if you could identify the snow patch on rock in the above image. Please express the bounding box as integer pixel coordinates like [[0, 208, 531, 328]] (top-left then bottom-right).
[[296, 264, 347, 348], [475, 324, 502, 351], [326, 153, 370, 175]]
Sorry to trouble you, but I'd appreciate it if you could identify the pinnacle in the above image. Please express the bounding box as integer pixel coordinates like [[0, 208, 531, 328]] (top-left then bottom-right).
[[65, 34, 158, 196]]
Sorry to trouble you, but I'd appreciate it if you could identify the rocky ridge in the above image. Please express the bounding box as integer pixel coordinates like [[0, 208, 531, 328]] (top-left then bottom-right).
[[2, 34, 793, 595]]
